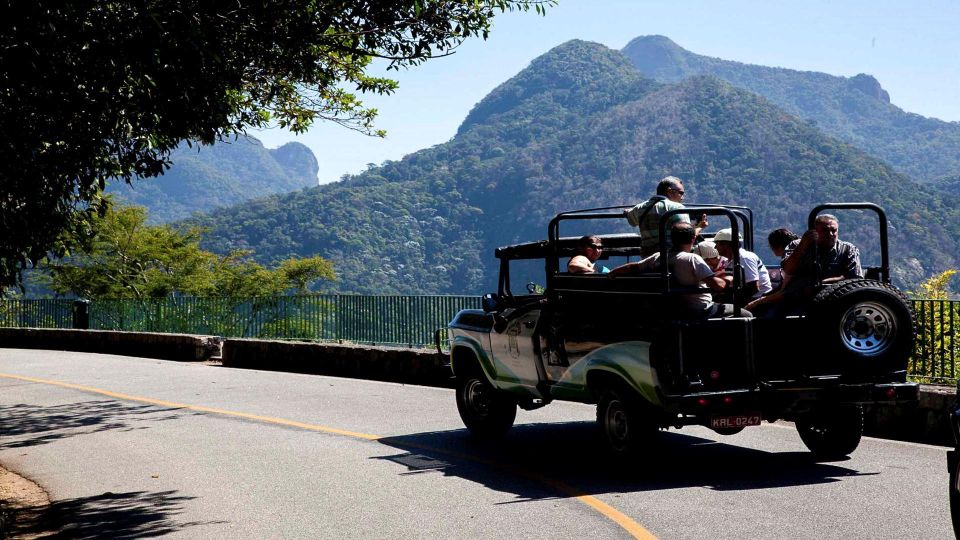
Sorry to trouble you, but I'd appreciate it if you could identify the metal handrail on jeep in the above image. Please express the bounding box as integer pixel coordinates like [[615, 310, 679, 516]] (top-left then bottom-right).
[[546, 205, 750, 316], [807, 202, 890, 284]]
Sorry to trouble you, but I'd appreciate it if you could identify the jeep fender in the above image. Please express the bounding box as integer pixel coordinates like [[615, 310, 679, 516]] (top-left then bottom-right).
[[561, 341, 662, 407], [450, 335, 497, 384]]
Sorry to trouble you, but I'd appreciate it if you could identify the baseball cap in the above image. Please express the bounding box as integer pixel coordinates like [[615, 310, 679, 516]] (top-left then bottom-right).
[[713, 228, 742, 243], [694, 241, 720, 259]]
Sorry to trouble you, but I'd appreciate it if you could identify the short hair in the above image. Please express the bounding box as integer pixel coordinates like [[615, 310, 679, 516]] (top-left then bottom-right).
[[578, 235, 601, 248], [656, 176, 683, 195], [670, 222, 696, 246], [815, 214, 839, 226], [768, 228, 799, 250]]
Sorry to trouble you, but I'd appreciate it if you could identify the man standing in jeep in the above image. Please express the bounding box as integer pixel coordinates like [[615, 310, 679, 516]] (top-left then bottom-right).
[[625, 176, 708, 256]]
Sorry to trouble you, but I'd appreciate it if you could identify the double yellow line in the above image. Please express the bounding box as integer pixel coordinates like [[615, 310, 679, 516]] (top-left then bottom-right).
[[0, 371, 656, 539]]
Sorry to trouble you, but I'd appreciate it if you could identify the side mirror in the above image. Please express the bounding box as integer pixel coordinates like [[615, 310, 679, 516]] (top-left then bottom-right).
[[482, 293, 499, 313]]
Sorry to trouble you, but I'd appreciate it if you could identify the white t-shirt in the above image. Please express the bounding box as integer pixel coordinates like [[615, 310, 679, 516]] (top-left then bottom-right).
[[723, 248, 772, 299]]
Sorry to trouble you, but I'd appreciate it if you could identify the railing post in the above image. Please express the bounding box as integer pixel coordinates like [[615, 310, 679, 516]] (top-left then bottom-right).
[[72, 298, 91, 330]]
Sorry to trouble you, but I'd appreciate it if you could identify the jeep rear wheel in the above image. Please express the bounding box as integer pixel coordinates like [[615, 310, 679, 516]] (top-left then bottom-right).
[[596, 388, 657, 458], [456, 373, 516, 438], [795, 404, 864, 459]]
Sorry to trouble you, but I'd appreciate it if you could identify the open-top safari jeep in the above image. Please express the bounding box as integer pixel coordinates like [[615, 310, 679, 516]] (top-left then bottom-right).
[[444, 203, 918, 459]]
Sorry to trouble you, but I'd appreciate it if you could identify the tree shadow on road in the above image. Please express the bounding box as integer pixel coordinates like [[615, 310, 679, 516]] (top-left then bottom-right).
[[13, 490, 226, 539], [0, 401, 196, 449], [375, 421, 873, 502]]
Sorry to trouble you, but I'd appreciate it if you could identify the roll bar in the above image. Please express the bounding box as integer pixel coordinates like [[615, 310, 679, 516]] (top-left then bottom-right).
[[807, 203, 889, 283], [547, 206, 632, 276], [660, 207, 744, 317], [686, 204, 754, 251], [546, 205, 747, 317]]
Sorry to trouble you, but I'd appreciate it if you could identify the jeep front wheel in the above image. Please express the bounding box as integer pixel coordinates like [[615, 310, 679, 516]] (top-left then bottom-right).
[[596, 388, 657, 458], [455, 373, 517, 438], [795, 404, 864, 459]]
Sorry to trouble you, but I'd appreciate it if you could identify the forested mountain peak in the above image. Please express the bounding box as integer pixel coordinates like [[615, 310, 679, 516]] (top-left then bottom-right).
[[848, 73, 890, 102], [621, 35, 960, 182], [623, 34, 891, 102], [269, 142, 320, 185], [109, 135, 318, 223], [620, 35, 695, 82], [458, 39, 653, 134]]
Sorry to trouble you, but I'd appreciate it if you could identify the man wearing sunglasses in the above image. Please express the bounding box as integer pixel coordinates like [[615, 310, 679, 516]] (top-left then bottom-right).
[[625, 175, 708, 256], [568, 235, 604, 274]]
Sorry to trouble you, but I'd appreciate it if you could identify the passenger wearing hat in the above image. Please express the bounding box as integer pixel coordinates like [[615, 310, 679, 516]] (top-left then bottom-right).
[[693, 241, 726, 273], [713, 228, 772, 306]]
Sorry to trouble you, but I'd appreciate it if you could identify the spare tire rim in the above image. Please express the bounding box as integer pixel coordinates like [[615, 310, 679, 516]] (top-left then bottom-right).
[[839, 301, 897, 356]]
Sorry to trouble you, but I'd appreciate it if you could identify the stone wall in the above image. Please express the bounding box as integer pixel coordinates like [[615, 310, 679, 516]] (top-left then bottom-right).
[[221, 338, 452, 388], [0, 328, 220, 361], [866, 384, 955, 445]]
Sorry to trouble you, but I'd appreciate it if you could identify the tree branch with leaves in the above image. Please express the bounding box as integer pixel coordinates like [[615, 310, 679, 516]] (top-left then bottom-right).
[[0, 0, 553, 288]]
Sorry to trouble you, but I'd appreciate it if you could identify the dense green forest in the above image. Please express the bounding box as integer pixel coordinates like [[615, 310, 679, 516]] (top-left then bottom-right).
[[107, 135, 318, 223], [193, 40, 960, 294], [931, 175, 960, 197], [621, 35, 960, 184]]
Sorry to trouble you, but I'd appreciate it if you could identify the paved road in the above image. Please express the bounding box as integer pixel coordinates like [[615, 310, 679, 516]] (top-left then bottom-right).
[[0, 348, 952, 538]]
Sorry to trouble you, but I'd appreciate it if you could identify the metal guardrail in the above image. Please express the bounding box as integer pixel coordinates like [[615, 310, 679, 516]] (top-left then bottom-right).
[[0, 296, 958, 379], [911, 299, 958, 383], [0, 298, 73, 329], [0, 295, 481, 348]]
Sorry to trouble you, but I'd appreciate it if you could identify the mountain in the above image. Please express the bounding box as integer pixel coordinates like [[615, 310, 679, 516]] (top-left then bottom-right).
[[193, 40, 960, 294], [108, 135, 318, 223], [621, 35, 960, 183], [930, 175, 960, 197]]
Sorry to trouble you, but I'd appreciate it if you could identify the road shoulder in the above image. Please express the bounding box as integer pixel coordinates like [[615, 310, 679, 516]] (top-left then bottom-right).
[[0, 465, 54, 538]]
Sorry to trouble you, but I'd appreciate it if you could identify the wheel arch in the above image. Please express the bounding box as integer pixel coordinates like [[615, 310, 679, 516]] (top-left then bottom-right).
[[450, 338, 496, 383], [586, 368, 655, 405]]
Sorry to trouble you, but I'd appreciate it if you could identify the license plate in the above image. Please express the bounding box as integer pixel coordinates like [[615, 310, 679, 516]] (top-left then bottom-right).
[[710, 414, 762, 429]]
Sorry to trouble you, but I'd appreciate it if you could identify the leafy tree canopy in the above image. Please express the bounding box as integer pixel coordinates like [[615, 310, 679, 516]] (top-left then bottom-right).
[[0, 0, 552, 288], [41, 202, 336, 299]]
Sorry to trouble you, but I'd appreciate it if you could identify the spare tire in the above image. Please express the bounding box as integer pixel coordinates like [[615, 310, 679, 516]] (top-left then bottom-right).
[[809, 278, 914, 375]]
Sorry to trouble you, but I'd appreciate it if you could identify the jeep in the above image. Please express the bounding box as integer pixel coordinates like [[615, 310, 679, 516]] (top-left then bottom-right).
[[444, 203, 919, 459]]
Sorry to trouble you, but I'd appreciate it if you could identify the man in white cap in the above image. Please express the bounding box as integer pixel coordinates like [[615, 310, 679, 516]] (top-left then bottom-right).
[[713, 228, 772, 306]]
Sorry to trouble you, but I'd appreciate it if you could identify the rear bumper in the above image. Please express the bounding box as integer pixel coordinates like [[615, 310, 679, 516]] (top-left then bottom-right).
[[666, 381, 919, 421]]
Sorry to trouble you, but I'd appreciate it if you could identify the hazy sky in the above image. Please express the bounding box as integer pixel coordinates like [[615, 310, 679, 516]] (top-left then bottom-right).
[[253, 0, 960, 184]]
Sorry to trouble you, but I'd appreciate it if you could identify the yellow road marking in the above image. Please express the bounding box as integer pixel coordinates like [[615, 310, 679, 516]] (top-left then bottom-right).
[[0, 371, 656, 539]]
